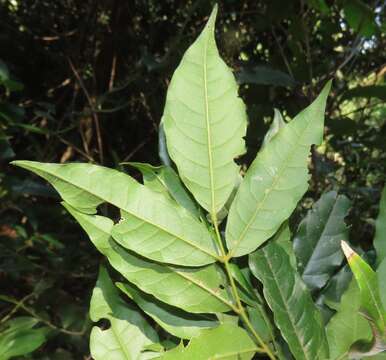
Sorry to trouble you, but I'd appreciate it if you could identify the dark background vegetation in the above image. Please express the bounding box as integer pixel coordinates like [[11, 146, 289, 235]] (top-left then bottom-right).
[[0, 0, 385, 358]]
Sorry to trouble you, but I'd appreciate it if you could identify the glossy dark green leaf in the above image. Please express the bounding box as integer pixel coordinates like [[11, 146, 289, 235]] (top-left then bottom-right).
[[157, 324, 258, 359], [12, 161, 218, 267], [249, 242, 329, 360], [90, 266, 158, 360], [226, 81, 331, 257], [116, 282, 218, 339], [293, 191, 351, 291], [64, 203, 233, 314]]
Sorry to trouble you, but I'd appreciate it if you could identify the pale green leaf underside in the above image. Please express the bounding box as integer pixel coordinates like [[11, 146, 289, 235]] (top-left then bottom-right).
[[117, 282, 218, 339], [162, 5, 247, 214], [90, 267, 158, 360], [249, 242, 329, 360], [156, 324, 257, 360], [375, 186, 386, 265], [11, 161, 218, 267], [226, 81, 331, 257], [63, 203, 233, 314]]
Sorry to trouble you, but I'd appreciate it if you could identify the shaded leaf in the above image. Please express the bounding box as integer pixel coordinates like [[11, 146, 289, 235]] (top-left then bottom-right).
[[162, 5, 247, 214], [326, 280, 372, 360], [236, 65, 295, 87], [0, 317, 47, 360], [226, 81, 331, 257], [116, 282, 218, 339], [127, 163, 199, 218], [375, 186, 386, 265], [293, 191, 351, 291], [342, 86, 386, 102], [249, 242, 329, 360], [344, 0, 378, 37]]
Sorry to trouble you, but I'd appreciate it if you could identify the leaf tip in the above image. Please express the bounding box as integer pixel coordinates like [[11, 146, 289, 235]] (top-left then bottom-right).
[[341, 240, 355, 261]]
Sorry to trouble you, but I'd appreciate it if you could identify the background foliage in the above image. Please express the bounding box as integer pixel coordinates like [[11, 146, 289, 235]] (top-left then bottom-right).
[[0, 0, 385, 358]]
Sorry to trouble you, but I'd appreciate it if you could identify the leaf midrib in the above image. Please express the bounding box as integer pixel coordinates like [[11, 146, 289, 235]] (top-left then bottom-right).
[[262, 248, 313, 360], [202, 21, 216, 217], [231, 113, 315, 256], [87, 214, 234, 312], [29, 164, 219, 261]]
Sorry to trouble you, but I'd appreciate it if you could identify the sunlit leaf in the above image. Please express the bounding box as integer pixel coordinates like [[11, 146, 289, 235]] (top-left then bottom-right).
[[162, 5, 247, 215], [226, 81, 331, 257], [156, 324, 258, 359], [89, 266, 158, 360], [12, 161, 218, 267], [63, 203, 233, 314]]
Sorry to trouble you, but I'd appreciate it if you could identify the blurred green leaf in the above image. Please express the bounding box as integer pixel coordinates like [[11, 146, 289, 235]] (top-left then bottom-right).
[[344, 0, 378, 37], [236, 66, 296, 87], [375, 186, 386, 265]]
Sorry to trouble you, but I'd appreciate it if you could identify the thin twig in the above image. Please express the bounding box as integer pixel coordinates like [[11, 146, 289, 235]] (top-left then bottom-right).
[[68, 58, 104, 163]]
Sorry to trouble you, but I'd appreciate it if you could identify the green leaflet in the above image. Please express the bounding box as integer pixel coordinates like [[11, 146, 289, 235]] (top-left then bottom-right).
[[249, 242, 329, 360], [0, 317, 47, 360], [116, 282, 218, 339], [341, 241, 386, 333], [90, 266, 158, 360], [162, 5, 247, 215], [63, 203, 233, 314], [156, 324, 258, 360], [293, 191, 351, 291], [375, 186, 386, 265], [326, 280, 372, 360], [127, 162, 199, 218], [12, 161, 218, 267], [226, 81, 331, 257]]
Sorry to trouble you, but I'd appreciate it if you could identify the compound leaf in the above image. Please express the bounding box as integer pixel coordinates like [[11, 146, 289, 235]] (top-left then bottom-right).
[[64, 203, 233, 314], [226, 81, 331, 257], [162, 5, 247, 215], [12, 161, 218, 267]]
